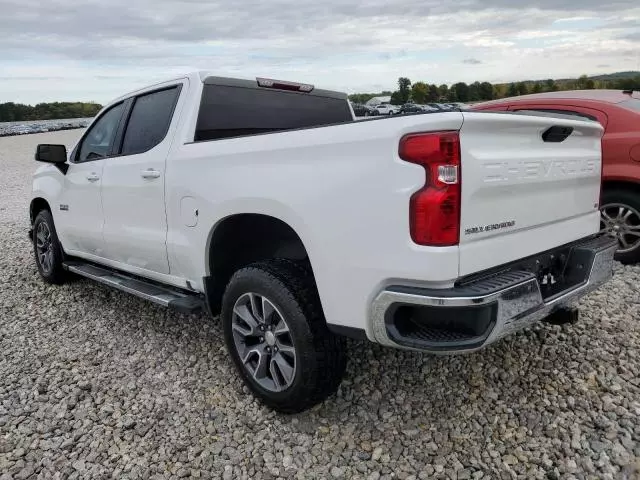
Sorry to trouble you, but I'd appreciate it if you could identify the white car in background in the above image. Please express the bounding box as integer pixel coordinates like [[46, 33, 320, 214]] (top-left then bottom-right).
[[374, 104, 400, 115]]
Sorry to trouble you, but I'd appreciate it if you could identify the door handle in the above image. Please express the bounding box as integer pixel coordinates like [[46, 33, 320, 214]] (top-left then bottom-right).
[[141, 168, 161, 179], [86, 173, 100, 182]]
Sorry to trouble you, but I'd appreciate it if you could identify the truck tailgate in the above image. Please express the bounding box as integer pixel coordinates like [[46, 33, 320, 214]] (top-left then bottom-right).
[[458, 112, 604, 276]]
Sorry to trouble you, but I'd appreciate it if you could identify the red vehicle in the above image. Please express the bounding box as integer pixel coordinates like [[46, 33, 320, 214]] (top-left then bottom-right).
[[471, 90, 640, 263]]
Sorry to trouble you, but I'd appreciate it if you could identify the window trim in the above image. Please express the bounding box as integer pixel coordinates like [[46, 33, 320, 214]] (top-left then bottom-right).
[[113, 84, 183, 158], [71, 101, 127, 163]]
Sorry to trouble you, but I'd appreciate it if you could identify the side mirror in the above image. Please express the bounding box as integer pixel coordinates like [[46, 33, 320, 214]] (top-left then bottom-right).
[[35, 144, 67, 164], [35, 144, 68, 174]]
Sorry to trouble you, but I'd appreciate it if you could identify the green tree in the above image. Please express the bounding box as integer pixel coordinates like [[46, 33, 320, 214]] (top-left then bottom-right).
[[576, 75, 592, 89], [398, 77, 412, 103], [507, 83, 519, 97], [479, 82, 494, 100], [0, 101, 102, 122], [468, 82, 481, 101], [544, 79, 558, 92], [451, 82, 470, 102], [516, 82, 528, 95], [447, 85, 458, 102], [493, 84, 506, 99], [428, 84, 439, 102], [532, 83, 543, 93], [438, 84, 449, 100], [411, 82, 428, 104], [390, 91, 403, 105]]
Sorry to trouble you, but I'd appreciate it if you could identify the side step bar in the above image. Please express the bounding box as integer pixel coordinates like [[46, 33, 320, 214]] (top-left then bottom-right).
[[63, 261, 205, 315]]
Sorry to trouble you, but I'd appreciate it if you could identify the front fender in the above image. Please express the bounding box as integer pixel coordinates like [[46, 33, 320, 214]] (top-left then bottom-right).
[[31, 165, 64, 221]]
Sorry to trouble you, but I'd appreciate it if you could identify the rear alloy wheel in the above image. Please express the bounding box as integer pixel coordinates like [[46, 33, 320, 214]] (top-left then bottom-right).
[[600, 189, 640, 264], [231, 292, 297, 392], [221, 259, 346, 413]]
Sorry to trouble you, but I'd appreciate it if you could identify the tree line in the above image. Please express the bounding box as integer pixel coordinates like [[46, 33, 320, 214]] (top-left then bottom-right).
[[349, 73, 640, 105], [0, 102, 103, 123]]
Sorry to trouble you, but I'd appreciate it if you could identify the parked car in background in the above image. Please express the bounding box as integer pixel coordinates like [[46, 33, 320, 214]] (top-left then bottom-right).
[[374, 104, 400, 115], [471, 89, 640, 263], [350, 102, 378, 117], [399, 103, 424, 114]]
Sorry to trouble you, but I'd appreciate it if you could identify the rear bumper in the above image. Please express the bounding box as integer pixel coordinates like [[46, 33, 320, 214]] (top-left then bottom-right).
[[370, 235, 617, 354]]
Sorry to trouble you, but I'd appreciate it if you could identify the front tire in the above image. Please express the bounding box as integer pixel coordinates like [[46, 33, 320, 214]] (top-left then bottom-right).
[[221, 259, 347, 413], [600, 188, 640, 264], [32, 209, 67, 284]]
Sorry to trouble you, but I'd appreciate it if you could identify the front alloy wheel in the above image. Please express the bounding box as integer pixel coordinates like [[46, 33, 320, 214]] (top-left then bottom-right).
[[32, 209, 67, 284], [231, 292, 296, 392], [35, 221, 54, 275]]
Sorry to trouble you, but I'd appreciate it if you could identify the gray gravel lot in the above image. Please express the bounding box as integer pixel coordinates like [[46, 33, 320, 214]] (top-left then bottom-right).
[[1, 130, 639, 479]]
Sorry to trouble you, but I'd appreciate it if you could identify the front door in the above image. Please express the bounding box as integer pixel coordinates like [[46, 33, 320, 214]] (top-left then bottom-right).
[[100, 84, 183, 274], [56, 102, 126, 256]]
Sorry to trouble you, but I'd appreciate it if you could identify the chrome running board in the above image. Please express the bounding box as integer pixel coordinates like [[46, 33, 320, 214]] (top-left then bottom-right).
[[63, 261, 204, 315]]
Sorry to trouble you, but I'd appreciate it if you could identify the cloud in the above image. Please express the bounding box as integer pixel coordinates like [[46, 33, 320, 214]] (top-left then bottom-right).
[[0, 0, 639, 103]]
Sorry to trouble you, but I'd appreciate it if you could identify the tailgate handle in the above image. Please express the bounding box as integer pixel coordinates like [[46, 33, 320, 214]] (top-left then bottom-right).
[[542, 126, 574, 143]]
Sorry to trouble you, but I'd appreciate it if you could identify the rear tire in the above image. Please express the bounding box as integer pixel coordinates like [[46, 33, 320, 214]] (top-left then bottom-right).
[[600, 188, 640, 264], [221, 259, 347, 413], [32, 210, 67, 284]]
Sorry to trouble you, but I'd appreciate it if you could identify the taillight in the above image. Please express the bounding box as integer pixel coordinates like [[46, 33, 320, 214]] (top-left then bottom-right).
[[399, 131, 461, 246]]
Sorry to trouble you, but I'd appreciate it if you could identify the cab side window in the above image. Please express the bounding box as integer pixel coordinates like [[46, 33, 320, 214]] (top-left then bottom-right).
[[77, 102, 125, 162], [120, 87, 179, 155]]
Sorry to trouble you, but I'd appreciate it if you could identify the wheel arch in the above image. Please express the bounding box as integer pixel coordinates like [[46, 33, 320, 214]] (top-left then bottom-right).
[[203, 213, 315, 316], [30, 197, 52, 224]]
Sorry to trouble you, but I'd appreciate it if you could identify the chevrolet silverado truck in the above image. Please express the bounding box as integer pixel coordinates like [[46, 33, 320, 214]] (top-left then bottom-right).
[[30, 72, 617, 412]]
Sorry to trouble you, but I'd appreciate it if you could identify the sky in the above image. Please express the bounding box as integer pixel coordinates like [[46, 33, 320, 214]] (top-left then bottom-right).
[[1, 0, 639, 104]]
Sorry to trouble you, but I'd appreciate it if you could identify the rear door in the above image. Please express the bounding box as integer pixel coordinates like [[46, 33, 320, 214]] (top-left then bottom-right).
[[457, 111, 604, 275], [99, 81, 185, 274]]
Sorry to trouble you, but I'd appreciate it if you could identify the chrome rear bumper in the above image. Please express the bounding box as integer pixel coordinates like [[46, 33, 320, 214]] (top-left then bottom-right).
[[370, 235, 617, 354]]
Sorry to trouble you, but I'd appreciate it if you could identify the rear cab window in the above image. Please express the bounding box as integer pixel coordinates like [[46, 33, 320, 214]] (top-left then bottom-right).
[[195, 78, 353, 142]]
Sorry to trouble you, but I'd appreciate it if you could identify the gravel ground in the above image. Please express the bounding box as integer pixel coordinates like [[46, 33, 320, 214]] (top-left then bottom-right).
[[1, 130, 639, 480]]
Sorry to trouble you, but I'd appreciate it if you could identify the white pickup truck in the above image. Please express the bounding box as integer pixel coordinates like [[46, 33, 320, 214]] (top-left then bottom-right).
[[30, 72, 617, 412]]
